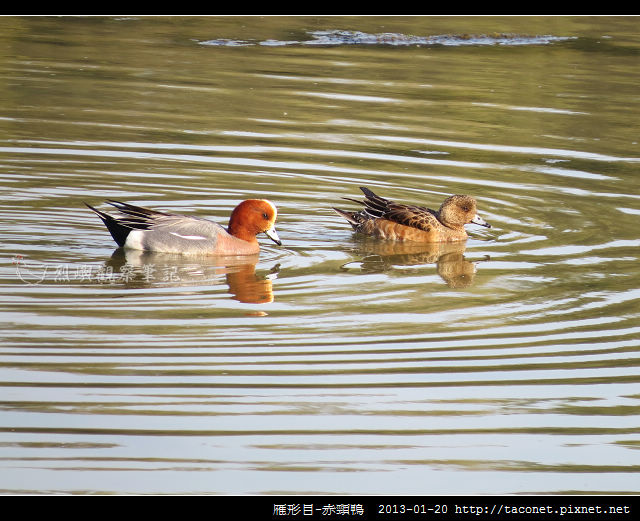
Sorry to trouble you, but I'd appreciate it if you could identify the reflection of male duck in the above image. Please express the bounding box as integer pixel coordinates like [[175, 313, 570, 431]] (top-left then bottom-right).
[[342, 240, 485, 288], [106, 249, 278, 304]]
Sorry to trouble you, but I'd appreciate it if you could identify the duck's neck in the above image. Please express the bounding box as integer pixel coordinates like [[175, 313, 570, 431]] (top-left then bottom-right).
[[436, 210, 464, 231], [228, 223, 258, 244], [219, 227, 260, 254]]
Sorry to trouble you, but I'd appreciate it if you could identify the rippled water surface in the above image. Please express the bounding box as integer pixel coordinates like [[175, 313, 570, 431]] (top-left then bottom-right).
[[1, 16, 640, 495]]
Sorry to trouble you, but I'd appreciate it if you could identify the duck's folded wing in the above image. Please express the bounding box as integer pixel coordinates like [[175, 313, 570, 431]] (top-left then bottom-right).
[[105, 200, 172, 228], [358, 187, 439, 232], [126, 215, 227, 253], [384, 203, 440, 232]]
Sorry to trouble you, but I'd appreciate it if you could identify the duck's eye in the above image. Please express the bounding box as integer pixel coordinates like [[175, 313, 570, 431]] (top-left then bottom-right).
[[462, 206, 470, 212], [262, 212, 269, 220]]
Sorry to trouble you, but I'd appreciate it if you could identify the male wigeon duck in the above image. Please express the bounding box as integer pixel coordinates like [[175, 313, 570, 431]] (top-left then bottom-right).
[[333, 187, 490, 242], [86, 199, 281, 255]]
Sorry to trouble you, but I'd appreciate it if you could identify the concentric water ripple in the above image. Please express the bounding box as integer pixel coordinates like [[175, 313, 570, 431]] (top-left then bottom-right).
[[1, 16, 640, 494]]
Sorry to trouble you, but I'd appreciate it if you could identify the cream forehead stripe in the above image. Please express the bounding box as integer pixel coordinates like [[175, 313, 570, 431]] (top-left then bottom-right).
[[262, 200, 277, 219]]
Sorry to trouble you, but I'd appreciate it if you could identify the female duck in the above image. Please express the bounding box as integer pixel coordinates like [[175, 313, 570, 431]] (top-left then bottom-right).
[[334, 187, 490, 242], [86, 199, 281, 255]]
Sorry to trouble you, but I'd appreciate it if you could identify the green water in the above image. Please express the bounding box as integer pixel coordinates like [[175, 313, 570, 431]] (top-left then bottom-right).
[[0, 16, 639, 494]]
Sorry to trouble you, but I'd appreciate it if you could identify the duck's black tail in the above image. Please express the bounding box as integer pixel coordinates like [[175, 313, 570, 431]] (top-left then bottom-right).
[[85, 202, 132, 247]]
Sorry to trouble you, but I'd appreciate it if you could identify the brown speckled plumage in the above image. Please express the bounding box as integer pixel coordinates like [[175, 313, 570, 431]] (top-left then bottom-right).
[[334, 187, 490, 243]]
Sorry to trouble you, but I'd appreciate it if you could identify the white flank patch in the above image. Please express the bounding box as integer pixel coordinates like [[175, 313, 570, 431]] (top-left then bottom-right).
[[124, 230, 145, 250]]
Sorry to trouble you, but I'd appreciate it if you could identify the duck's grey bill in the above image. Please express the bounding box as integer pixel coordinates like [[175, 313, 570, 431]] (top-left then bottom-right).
[[265, 227, 282, 245], [471, 215, 491, 228]]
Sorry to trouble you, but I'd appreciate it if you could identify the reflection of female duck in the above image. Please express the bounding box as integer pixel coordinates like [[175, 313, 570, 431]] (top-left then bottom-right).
[[106, 249, 278, 304], [342, 239, 485, 288], [334, 187, 490, 242]]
